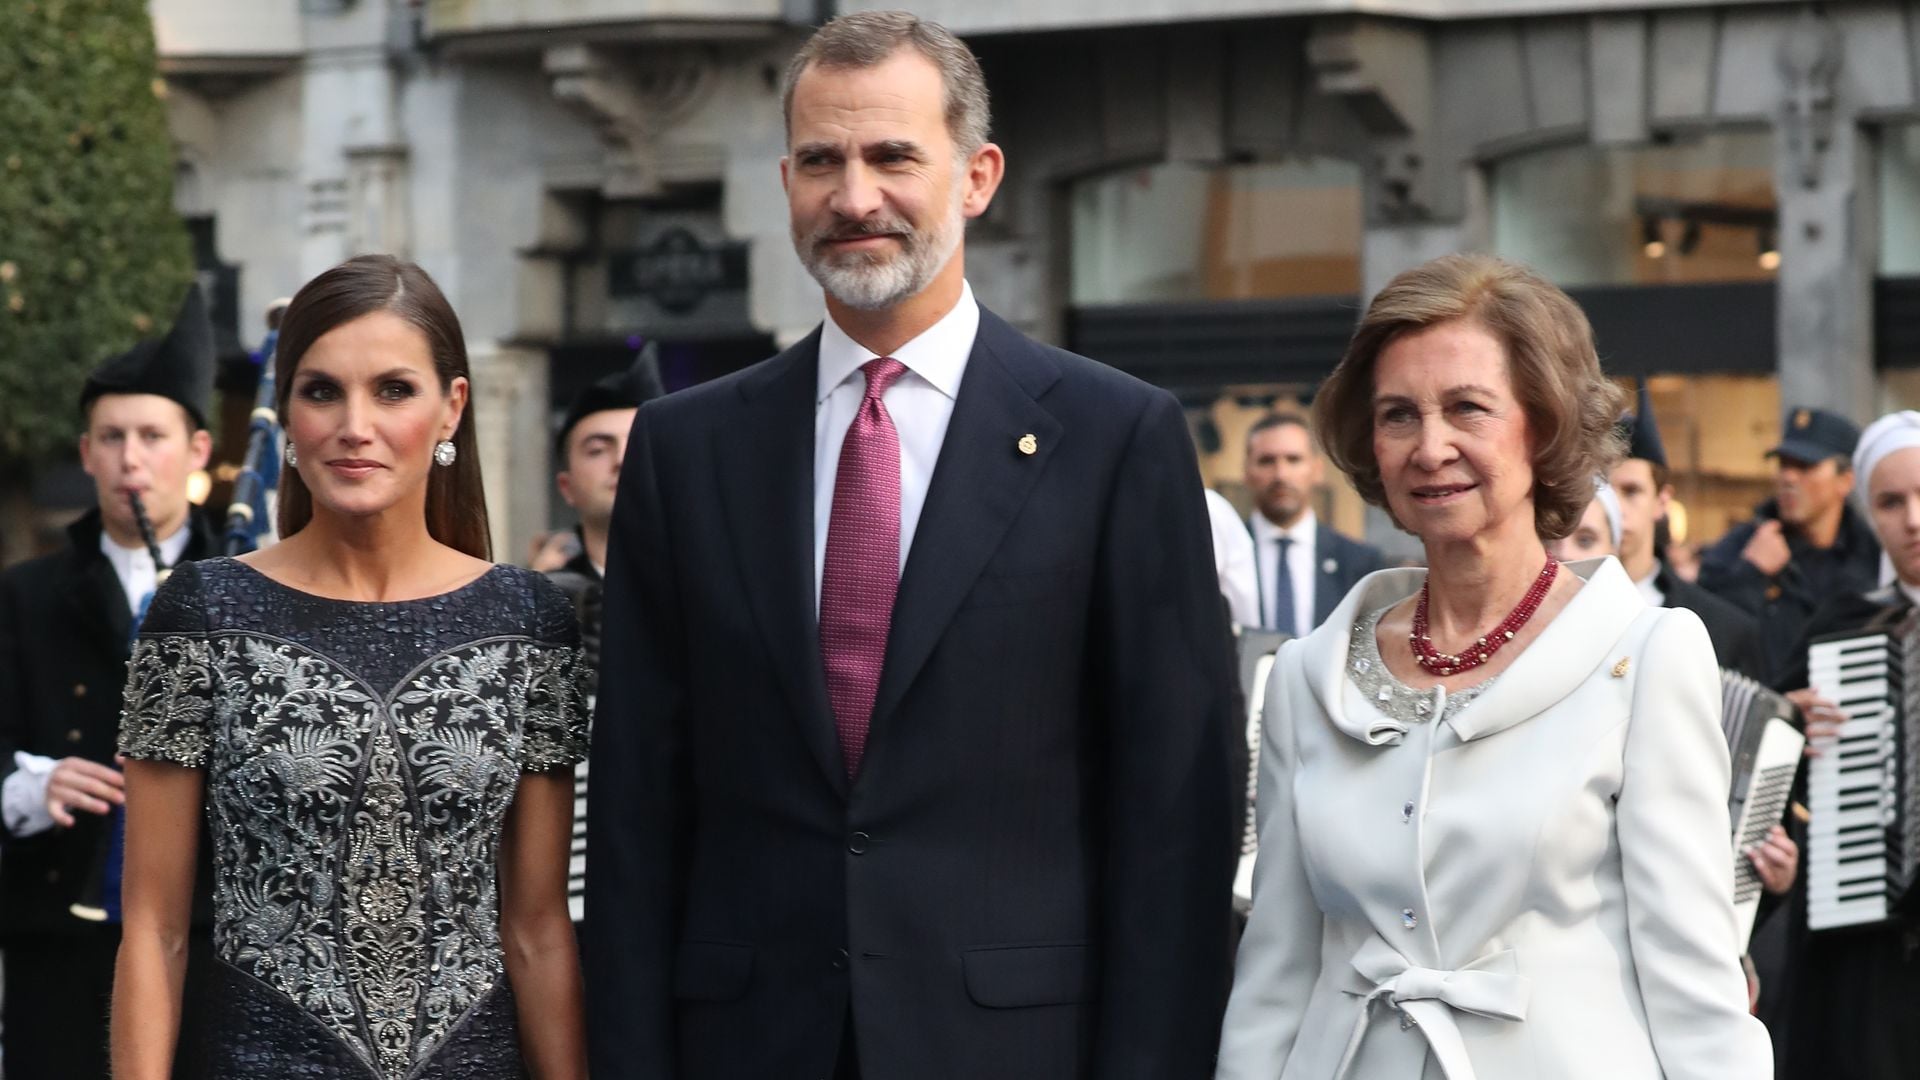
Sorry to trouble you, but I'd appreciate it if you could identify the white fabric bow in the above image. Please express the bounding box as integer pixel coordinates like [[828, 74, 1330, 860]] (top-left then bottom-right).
[[1333, 935, 1531, 1080]]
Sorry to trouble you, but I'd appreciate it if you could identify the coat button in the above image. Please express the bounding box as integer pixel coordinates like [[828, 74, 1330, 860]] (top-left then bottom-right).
[[1401, 908, 1418, 930], [831, 948, 849, 971], [67, 729, 84, 744], [848, 831, 870, 855], [72, 684, 87, 698], [46, 870, 60, 885]]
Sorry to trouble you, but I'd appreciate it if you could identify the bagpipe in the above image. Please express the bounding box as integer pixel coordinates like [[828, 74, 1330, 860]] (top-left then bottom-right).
[[69, 300, 289, 922], [224, 298, 291, 557]]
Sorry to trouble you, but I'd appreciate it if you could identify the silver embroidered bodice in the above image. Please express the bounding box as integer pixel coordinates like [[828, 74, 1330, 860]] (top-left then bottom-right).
[[118, 559, 589, 1080], [1348, 604, 1496, 725]]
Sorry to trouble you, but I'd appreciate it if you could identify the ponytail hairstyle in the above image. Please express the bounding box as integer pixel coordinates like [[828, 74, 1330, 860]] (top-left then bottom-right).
[[272, 255, 491, 559]]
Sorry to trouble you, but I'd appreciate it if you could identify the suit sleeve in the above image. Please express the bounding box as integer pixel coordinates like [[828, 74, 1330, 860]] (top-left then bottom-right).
[[1695, 525, 1771, 618], [1214, 644, 1325, 1078], [1619, 608, 1774, 1077], [584, 403, 687, 1077], [1089, 392, 1239, 1079], [0, 573, 27, 830]]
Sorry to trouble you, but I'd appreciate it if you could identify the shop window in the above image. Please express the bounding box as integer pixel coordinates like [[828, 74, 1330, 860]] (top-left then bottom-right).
[[1069, 158, 1362, 305], [1882, 124, 1920, 276], [1492, 132, 1778, 288]]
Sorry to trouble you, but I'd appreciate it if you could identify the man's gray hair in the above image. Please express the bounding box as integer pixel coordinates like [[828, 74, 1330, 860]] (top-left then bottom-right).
[[780, 11, 992, 157]]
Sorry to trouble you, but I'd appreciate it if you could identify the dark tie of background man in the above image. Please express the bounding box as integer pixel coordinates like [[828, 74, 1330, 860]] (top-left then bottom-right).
[[1272, 536, 1297, 636]]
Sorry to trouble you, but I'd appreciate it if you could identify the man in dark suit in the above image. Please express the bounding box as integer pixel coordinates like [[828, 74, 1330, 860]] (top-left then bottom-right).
[[1698, 406, 1880, 680], [1241, 412, 1387, 634], [0, 288, 220, 1078], [1609, 387, 1768, 680], [585, 11, 1238, 1080]]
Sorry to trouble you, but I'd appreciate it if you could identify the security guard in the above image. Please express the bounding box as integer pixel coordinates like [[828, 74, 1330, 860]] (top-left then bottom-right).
[[1697, 405, 1882, 684], [0, 288, 221, 1078]]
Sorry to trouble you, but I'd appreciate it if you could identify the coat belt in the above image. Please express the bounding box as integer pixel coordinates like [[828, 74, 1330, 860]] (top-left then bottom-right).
[[1332, 935, 1530, 1080]]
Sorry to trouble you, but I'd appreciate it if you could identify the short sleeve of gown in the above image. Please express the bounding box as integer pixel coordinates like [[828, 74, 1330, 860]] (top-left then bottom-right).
[[118, 561, 215, 768], [521, 572, 591, 772]]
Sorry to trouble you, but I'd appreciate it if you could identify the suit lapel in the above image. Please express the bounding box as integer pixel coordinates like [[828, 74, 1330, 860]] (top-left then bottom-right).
[[867, 311, 1063, 740], [715, 332, 846, 796], [61, 513, 133, 655], [1313, 524, 1339, 625]]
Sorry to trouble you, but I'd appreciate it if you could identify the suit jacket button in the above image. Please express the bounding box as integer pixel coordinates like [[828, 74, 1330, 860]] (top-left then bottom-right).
[[72, 683, 87, 698], [67, 728, 84, 743], [832, 948, 849, 971], [848, 831, 870, 855], [46, 870, 60, 885]]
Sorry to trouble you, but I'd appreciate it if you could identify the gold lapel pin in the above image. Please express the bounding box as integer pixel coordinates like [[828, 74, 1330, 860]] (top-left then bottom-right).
[[1018, 433, 1038, 456], [1611, 657, 1631, 678]]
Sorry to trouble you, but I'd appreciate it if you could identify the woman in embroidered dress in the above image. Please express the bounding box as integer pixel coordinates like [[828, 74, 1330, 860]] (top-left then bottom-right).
[[112, 255, 589, 1080], [1215, 254, 1771, 1079]]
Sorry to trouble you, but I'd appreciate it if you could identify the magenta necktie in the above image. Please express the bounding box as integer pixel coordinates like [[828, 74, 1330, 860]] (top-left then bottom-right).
[[820, 357, 908, 777]]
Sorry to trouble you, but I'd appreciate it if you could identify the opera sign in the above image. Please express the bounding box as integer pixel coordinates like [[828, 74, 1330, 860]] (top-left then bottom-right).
[[609, 227, 748, 315]]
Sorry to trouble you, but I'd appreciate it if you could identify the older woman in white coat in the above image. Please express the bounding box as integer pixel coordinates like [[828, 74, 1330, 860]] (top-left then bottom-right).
[[1216, 254, 1771, 1080]]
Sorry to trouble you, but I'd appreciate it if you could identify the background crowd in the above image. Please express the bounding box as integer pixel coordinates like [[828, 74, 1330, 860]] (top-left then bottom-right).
[[6, 2, 1920, 1079]]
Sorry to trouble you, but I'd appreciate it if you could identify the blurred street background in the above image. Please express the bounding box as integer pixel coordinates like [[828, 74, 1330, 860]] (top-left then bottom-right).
[[2, 0, 1917, 569]]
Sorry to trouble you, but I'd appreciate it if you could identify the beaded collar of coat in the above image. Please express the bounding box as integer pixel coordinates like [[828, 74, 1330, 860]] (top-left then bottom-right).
[[1292, 556, 1648, 746]]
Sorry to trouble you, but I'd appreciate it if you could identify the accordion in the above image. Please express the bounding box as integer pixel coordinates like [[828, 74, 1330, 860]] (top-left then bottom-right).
[[1719, 670, 1805, 941], [1233, 628, 1289, 906], [1805, 614, 1920, 931]]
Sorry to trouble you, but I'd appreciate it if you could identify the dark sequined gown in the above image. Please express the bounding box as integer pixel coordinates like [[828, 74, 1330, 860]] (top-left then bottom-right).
[[118, 558, 590, 1080]]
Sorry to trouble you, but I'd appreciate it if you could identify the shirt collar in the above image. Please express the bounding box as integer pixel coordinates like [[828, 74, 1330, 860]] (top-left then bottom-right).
[[99, 520, 190, 565], [1252, 508, 1317, 545], [817, 280, 979, 405]]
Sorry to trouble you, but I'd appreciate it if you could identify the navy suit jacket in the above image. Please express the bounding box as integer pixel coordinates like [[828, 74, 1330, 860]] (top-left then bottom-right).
[[585, 308, 1239, 1079], [1248, 518, 1389, 631]]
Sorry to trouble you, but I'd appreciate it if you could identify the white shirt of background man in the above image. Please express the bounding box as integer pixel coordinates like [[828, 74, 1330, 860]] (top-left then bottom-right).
[[1250, 508, 1318, 634], [2, 524, 190, 838], [1204, 490, 1260, 628], [812, 280, 980, 607]]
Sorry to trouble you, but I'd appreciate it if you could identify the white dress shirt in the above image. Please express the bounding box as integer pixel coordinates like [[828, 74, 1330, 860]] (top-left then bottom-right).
[[2, 522, 191, 838], [1250, 509, 1317, 634], [813, 281, 979, 605], [1204, 490, 1260, 628], [1635, 565, 1666, 607]]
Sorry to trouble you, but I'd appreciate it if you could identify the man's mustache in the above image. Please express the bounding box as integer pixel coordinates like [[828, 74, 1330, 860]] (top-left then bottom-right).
[[813, 216, 916, 245]]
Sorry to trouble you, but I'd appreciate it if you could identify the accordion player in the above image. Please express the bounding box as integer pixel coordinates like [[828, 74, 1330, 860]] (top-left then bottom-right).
[[1803, 607, 1920, 932], [1719, 669, 1805, 942]]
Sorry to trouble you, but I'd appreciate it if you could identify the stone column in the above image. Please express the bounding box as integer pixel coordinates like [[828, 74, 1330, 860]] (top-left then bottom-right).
[[468, 342, 551, 567], [1773, 10, 1877, 422]]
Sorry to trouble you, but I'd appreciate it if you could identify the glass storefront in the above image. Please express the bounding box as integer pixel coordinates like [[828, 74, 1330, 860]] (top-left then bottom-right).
[[1070, 157, 1362, 305], [1493, 131, 1778, 288]]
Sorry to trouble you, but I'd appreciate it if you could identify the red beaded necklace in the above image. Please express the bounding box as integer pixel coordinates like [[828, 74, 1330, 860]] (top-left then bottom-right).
[[1410, 557, 1559, 677]]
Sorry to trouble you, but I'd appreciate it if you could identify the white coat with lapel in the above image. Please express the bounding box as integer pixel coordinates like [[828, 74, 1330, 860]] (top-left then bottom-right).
[[1217, 557, 1772, 1080]]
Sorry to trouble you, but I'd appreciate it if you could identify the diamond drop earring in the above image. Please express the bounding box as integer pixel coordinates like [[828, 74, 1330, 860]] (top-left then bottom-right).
[[284, 442, 297, 469], [434, 440, 457, 467]]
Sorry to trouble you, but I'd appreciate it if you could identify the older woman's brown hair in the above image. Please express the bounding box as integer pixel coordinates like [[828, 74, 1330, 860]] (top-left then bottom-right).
[[1311, 253, 1625, 540]]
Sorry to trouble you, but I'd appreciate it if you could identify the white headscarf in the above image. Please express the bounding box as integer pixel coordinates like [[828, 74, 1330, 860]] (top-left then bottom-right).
[[1853, 411, 1920, 488], [1855, 411, 1920, 586], [1591, 477, 1624, 549]]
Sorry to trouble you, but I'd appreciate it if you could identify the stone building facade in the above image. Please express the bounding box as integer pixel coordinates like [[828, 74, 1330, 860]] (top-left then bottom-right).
[[151, 0, 1920, 558]]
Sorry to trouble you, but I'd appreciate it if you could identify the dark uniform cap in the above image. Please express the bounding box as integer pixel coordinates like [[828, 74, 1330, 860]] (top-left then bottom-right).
[[555, 341, 666, 456], [1769, 405, 1861, 467], [1617, 384, 1668, 469], [79, 286, 215, 430]]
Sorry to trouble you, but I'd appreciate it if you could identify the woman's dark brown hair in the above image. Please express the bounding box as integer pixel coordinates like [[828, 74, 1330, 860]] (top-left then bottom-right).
[[272, 255, 491, 559], [1311, 253, 1626, 540]]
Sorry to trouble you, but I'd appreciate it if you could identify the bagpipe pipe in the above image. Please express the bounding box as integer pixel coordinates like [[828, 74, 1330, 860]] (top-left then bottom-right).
[[69, 300, 290, 922], [224, 298, 291, 557]]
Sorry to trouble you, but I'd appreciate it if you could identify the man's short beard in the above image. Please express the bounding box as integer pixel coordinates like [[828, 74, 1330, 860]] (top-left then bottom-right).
[[796, 190, 966, 312]]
